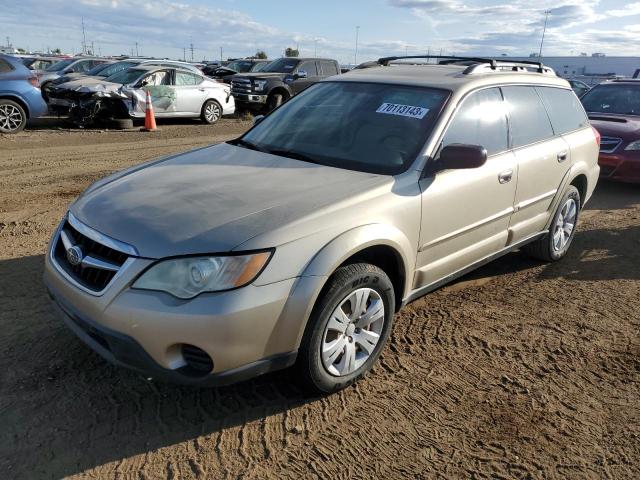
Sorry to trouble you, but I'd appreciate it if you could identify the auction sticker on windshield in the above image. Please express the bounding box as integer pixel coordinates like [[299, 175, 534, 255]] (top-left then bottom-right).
[[376, 103, 429, 119]]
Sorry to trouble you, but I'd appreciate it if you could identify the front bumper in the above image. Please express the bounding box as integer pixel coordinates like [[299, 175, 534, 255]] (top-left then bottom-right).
[[44, 226, 323, 385], [599, 152, 640, 184], [232, 93, 268, 105]]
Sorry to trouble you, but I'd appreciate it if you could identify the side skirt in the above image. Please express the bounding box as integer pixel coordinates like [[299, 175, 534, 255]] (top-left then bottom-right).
[[401, 231, 547, 307]]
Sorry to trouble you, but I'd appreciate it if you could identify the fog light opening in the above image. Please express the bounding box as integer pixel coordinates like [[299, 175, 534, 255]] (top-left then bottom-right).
[[180, 344, 214, 376]]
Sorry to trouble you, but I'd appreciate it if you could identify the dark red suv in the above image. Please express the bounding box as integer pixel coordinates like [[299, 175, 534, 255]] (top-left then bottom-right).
[[581, 80, 640, 183]]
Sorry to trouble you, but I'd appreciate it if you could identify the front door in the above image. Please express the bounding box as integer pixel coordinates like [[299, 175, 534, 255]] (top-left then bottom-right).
[[291, 61, 320, 94], [416, 87, 517, 289]]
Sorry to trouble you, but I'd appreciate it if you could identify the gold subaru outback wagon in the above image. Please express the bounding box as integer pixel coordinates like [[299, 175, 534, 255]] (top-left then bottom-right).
[[45, 56, 600, 393]]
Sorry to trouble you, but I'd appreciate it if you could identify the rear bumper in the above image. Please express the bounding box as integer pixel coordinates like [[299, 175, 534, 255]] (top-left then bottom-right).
[[599, 152, 640, 183]]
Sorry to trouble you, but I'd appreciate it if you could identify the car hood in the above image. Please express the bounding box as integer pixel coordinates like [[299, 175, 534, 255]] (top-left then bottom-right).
[[70, 143, 388, 258], [54, 77, 117, 92], [589, 113, 640, 141], [235, 72, 287, 79]]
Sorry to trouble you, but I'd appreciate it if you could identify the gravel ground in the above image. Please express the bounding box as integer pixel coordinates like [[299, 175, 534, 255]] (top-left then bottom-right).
[[0, 119, 638, 479]]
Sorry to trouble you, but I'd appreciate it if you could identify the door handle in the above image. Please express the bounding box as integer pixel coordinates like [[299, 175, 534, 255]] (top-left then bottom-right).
[[498, 170, 513, 184], [557, 151, 568, 162]]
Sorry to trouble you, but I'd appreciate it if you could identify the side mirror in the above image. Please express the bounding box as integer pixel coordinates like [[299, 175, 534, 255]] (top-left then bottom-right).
[[439, 144, 487, 170], [253, 115, 265, 125], [295, 70, 307, 79]]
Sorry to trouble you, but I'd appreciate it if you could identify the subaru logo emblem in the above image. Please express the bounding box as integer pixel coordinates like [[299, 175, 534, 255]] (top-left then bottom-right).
[[66, 245, 83, 266]]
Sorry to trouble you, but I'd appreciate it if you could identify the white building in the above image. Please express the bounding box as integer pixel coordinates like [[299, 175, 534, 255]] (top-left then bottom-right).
[[506, 56, 640, 83]]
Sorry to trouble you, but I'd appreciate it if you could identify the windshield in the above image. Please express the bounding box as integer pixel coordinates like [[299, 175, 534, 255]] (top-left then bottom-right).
[[105, 68, 144, 85], [98, 61, 138, 78], [236, 82, 449, 175], [225, 60, 254, 72], [262, 58, 299, 73], [86, 63, 112, 76], [251, 62, 269, 72], [46, 59, 73, 71], [581, 84, 640, 116]]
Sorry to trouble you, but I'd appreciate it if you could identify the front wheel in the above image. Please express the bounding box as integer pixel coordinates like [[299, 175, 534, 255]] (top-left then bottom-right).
[[201, 99, 222, 124], [0, 99, 27, 134], [522, 185, 581, 262], [297, 263, 395, 393]]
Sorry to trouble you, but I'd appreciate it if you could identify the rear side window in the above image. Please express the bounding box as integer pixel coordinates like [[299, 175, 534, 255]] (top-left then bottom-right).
[[442, 87, 508, 156], [536, 87, 589, 134], [502, 86, 554, 148], [320, 61, 339, 76], [0, 59, 14, 73], [175, 71, 202, 86], [298, 61, 318, 76]]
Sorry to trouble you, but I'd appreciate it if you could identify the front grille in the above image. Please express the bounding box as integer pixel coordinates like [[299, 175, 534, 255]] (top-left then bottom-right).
[[53, 219, 129, 293], [231, 78, 252, 95], [600, 136, 622, 153]]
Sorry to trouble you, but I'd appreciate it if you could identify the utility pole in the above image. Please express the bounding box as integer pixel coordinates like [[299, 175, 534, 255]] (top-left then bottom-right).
[[135, 41, 139, 56], [6, 36, 9, 48], [354, 26, 360, 65], [190, 40, 194, 62], [183, 47, 186, 62], [220, 46, 223, 62], [538, 10, 550, 60], [81, 17, 87, 54], [426, 46, 431, 63], [314, 39, 318, 57], [91, 41, 94, 55]]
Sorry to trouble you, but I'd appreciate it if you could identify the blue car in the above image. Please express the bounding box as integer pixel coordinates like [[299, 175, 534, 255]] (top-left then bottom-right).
[[0, 54, 48, 134]]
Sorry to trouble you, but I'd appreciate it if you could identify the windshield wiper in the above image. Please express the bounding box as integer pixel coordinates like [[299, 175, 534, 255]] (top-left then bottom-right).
[[232, 138, 268, 153], [265, 149, 320, 164]]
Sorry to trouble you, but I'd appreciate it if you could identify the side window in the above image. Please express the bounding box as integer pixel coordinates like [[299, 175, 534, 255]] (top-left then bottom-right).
[[536, 87, 589, 134], [0, 59, 14, 73], [320, 61, 338, 76], [502, 86, 554, 148], [442, 87, 508, 156], [298, 61, 318, 76], [144, 70, 172, 86], [175, 72, 202, 86], [73, 61, 91, 73]]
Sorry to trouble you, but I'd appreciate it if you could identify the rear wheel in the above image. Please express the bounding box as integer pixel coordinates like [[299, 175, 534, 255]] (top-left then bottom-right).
[[297, 263, 395, 393], [201, 99, 222, 124], [522, 185, 580, 262], [0, 99, 27, 134]]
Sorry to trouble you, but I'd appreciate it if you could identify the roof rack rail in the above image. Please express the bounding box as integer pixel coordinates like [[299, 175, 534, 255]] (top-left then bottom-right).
[[376, 55, 556, 76]]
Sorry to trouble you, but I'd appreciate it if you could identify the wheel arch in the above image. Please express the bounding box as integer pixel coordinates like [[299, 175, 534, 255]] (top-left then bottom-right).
[[0, 94, 30, 118], [570, 173, 588, 208]]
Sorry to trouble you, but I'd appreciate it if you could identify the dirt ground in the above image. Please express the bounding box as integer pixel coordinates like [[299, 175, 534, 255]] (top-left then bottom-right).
[[1, 118, 638, 479]]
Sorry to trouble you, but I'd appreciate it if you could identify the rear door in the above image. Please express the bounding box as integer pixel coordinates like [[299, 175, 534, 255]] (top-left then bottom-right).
[[319, 60, 339, 78], [416, 87, 517, 288], [175, 71, 207, 114], [502, 86, 572, 242]]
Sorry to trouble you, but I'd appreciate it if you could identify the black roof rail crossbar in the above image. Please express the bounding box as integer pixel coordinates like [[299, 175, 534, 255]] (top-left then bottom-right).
[[377, 55, 547, 73]]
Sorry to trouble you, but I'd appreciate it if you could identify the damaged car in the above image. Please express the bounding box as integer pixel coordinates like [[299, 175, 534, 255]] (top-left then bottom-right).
[[49, 65, 234, 128]]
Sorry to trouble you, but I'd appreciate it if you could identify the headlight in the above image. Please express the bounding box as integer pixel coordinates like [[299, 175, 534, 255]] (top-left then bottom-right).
[[254, 80, 268, 92], [133, 251, 272, 299], [625, 140, 640, 151]]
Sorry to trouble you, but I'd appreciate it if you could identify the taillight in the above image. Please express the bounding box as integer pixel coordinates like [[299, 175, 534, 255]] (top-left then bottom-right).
[[28, 76, 40, 88], [592, 126, 601, 147]]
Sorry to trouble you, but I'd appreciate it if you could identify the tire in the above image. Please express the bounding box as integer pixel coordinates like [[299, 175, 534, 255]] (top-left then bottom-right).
[[201, 99, 222, 124], [110, 118, 134, 130], [0, 99, 27, 134], [297, 263, 395, 393], [266, 92, 284, 112], [522, 185, 581, 262]]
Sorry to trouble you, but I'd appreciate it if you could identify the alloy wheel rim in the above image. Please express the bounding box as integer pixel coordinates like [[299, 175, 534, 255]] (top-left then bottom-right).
[[321, 288, 385, 377], [552, 198, 577, 251], [0, 105, 23, 132], [205, 103, 220, 122]]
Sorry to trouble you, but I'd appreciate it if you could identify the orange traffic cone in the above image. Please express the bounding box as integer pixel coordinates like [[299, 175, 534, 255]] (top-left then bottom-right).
[[141, 89, 157, 132]]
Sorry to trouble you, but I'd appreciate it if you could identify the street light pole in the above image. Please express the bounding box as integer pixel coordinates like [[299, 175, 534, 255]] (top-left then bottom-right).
[[538, 10, 550, 60], [354, 26, 360, 66]]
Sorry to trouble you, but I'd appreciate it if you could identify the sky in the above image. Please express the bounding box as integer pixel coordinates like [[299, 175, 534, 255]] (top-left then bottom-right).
[[2, 0, 640, 63]]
